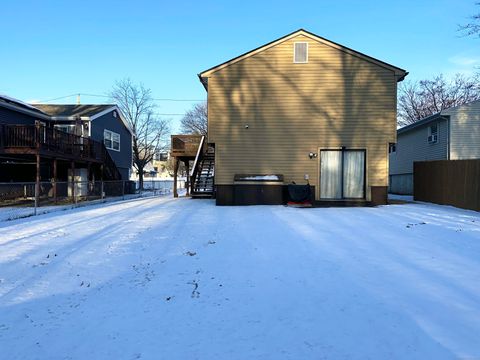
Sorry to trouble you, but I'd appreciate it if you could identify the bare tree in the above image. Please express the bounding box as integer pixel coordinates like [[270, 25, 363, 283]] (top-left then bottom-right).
[[180, 102, 207, 135], [458, 2, 480, 37], [110, 78, 170, 189], [398, 73, 480, 126], [164, 156, 186, 177]]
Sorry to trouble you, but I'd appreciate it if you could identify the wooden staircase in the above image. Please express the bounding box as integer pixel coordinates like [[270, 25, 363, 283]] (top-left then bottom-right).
[[102, 146, 122, 180], [191, 145, 215, 198]]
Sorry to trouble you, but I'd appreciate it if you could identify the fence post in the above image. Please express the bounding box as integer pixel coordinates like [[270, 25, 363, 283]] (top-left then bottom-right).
[[34, 181, 38, 216], [53, 158, 57, 204], [101, 181, 104, 201], [122, 180, 125, 200], [35, 154, 40, 216], [70, 161, 76, 205], [74, 180, 78, 206]]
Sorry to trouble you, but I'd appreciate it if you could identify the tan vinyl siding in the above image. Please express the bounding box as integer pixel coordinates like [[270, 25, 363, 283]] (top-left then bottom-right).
[[206, 34, 399, 201], [389, 119, 449, 175], [442, 100, 480, 160]]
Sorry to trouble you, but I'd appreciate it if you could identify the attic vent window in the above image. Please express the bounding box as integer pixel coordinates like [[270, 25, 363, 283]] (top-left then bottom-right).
[[113, 111, 117, 118], [294, 42, 308, 63]]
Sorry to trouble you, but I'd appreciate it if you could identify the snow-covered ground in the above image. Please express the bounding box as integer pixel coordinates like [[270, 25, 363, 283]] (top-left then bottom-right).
[[388, 193, 414, 202], [1, 197, 479, 359], [0, 189, 173, 222]]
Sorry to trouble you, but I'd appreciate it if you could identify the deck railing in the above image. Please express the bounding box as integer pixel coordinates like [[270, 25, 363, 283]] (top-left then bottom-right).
[[171, 135, 203, 158], [0, 124, 105, 162]]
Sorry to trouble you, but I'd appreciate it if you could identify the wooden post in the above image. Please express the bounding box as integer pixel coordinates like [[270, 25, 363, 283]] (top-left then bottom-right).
[[34, 121, 41, 215], [185, 160, 190, 197], [71, 161, 76, 204], [173, 157, 179, 198], [53, 158, 57, 204], [35, 153, 40, 215], [100, 164, 104, 199], [87, 162, 91, 201]]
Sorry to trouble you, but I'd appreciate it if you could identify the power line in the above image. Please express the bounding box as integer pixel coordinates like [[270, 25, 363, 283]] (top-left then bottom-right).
[[155, 113, 185, 116], [38, 93, 205, 103], [37, 94, 79, 103], [152, 98, 205, 102]]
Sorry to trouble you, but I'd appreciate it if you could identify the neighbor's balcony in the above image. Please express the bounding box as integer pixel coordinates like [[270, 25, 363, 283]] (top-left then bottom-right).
[[171, 135, 203, 158], [0, 124, 106, 162]]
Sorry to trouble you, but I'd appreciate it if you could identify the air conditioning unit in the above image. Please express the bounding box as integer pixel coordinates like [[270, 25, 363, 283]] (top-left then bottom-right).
[[428, 134, 438, 143]]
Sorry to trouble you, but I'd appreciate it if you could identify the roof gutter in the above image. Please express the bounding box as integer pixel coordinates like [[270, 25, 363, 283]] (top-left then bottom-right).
[[397, 113, 448, 135], [397, 71, 409, 82]]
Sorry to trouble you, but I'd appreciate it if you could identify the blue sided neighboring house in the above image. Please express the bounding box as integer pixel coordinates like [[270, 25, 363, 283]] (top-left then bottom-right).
[[34, 104, 133, 180], [0, 94, 133, 183], [389, 100, 480, 195]]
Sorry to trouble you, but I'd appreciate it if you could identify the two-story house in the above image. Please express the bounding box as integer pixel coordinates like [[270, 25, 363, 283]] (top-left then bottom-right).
[[35, 104, 133, 180], [389, 100, 480, 195], [191, 29, 407, 205], [0, 94, 132, 183]]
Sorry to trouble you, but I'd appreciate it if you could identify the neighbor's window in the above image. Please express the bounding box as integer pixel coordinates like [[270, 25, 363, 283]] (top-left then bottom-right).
[[428, 124, 438, 144], [294, 42, 308, 63], [389, 143, 396, 154], [54, 124, 76, 134], [104, 129, 120, 151], [154, 152, 168, 161]]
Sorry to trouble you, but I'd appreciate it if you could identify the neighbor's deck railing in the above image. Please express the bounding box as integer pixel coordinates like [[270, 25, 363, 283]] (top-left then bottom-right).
[[171, 134, 203, 158], [0, 124, 106, 162]]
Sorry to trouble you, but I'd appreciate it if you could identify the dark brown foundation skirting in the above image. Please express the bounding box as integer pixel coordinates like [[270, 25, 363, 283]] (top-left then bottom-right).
[[217, 184, 388, 206], [370, 186, 388, 206], [216, 184, 315, 206]]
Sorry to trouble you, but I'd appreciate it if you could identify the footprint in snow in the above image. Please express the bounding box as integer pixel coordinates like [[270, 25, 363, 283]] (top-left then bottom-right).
[[406, 222, 426, 228], [185, 251, 196, 257], [188, 280, 200, 298]]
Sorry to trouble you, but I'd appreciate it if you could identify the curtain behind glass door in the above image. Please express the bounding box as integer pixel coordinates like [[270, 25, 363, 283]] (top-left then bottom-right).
[[320, 150, 342, 199], [343, 151, 365, 198]]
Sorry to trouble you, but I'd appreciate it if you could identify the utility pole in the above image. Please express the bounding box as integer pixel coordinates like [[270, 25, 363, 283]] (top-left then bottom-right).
[[76, 94, 81, 105]]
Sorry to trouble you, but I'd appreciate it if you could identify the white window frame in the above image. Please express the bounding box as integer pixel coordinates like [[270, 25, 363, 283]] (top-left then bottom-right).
[[104, 129, 121, 151], [428, 124, 438, 144], [54, 124, 76, 134], [293, 42, 308, 63]]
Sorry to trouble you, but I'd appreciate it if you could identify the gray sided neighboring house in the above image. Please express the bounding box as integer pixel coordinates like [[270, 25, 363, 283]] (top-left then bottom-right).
[[389, 100, 480, 194]]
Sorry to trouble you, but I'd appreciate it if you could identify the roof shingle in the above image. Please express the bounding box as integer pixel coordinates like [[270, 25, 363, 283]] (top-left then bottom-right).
[[35, 104, 115, 117]]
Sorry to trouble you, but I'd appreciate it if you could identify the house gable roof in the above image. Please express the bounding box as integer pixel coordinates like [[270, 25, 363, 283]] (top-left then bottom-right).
[[198, 29, 408, 89], [397, 99, 480, 135], [0, 94, 51, 119], [397, 113, 448, 135], [34, 104, 114, 118], [35, 104, 134, 136]]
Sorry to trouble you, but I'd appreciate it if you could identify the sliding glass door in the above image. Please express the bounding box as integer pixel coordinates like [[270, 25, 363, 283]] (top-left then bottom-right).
[[320, 149, 365, 199]]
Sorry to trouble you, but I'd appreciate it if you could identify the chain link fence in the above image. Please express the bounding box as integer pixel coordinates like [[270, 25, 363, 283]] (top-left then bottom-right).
[[0, 179, 185, 221]]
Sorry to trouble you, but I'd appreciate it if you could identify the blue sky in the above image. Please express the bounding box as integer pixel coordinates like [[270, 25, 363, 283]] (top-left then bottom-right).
[[1, 0, 479, 131]]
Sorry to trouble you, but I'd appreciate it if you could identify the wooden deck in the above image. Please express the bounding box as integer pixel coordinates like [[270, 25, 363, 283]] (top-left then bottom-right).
[[170, 134, 206, 198], [171, 135, 203, 159], [0, 124, 106, 163]]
